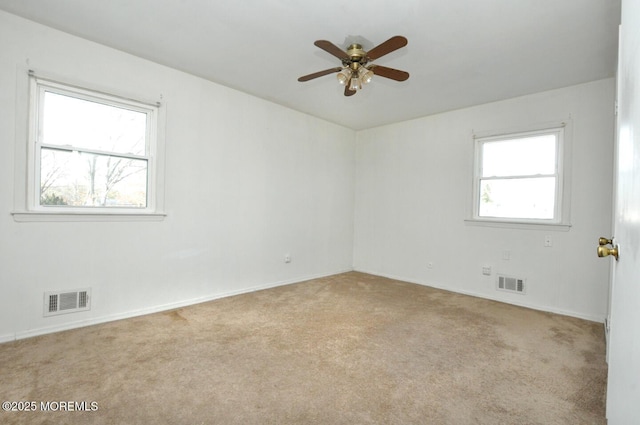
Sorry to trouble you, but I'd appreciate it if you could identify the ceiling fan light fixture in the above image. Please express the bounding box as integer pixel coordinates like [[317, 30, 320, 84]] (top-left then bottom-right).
[[298, 36, 409, 97], [336, 68, 351, 85]]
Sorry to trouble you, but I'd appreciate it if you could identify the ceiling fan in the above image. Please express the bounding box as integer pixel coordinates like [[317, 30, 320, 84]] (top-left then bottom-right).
[[298, 36, 410, 97]]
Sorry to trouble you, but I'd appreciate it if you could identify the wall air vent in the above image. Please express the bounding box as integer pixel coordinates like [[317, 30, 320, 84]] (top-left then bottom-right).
[[44, 288, 91, 317], [497, 274, 525, 294]]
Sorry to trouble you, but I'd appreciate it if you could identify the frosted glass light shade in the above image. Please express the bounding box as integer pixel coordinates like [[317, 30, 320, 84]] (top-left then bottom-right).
[[336, 69, 351, 85], [358, 67, 374, 84], [349, 76, 361, 91]]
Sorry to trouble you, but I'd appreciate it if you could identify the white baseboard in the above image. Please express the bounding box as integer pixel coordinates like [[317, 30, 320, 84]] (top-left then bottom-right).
[[0, 333, 15, 344], [353, 268, 606, 323], [9, 268, 354, 342]]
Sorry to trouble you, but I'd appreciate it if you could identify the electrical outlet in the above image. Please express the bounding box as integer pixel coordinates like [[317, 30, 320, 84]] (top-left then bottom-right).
[[284, 254, 291, 263], [502, 250, 511, 260], [482, 266, 492, 276]]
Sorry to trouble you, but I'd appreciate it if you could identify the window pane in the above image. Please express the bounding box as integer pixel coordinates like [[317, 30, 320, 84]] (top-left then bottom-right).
[[40, 148, 147, 208], [479, 177, 556, 219], [42, 91, 147, 155], [482, 135, 556, 177]]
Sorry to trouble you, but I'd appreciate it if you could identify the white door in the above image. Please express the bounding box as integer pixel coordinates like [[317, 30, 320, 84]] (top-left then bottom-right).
[[606, 1, 640, 423]]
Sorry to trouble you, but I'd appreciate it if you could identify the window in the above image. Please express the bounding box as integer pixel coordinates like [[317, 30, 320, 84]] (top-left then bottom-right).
[[27, 76, 160, 215], [472, 127, 565, 224]]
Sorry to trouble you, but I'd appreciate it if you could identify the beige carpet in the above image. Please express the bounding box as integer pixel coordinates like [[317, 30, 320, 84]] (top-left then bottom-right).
[[0, 272, 607, 424]]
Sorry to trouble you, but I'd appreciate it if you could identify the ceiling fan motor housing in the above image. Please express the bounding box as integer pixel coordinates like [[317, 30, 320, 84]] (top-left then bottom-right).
[[347, 43, 367, 61]]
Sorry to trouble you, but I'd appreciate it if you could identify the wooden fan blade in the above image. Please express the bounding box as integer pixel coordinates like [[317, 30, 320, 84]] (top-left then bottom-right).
[[314, 40, 350, 61], [371, 65, 410, 81], [366, 36, 408, 61], [344, 85, 356, 96], [298, 67, 342, 82]]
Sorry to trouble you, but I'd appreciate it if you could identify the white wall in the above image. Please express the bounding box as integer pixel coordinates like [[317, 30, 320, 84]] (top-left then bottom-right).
[[354, 79, 615, 321], [0, 11, 355, 341]]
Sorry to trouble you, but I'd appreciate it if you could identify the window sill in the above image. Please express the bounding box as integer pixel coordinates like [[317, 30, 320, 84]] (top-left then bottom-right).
[[12, 211, 167, 222], [464, 219, 571, 231]]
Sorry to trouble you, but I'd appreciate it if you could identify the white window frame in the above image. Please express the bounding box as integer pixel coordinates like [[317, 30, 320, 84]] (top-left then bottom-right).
[[13, 74, 166, 222], [470, 125, 571, 229]]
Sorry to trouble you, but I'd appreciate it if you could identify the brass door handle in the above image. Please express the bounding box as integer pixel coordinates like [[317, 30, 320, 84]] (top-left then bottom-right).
[[597, 244, 619, 260], [599, 237, 613, 246]]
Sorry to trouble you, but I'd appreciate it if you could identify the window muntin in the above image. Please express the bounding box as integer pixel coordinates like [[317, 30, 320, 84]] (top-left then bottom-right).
[[474, 128, 564, 223], [30, 77, 157, 212]]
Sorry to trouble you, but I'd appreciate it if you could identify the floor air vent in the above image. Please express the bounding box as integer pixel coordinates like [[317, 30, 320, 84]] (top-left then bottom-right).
[[44, 288, 91, 317], [497, 275, 525, 294]]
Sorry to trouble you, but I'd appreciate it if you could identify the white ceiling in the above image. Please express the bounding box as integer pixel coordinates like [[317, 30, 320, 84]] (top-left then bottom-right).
[[0, 0, 621, 130]]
